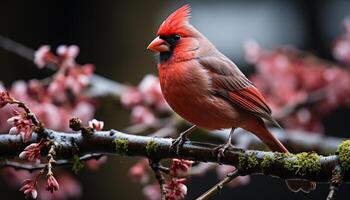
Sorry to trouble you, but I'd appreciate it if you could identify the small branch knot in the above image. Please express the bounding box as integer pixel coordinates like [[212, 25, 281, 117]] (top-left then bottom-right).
[[69, 118, 83, 131], [69, 118, 94, 136]]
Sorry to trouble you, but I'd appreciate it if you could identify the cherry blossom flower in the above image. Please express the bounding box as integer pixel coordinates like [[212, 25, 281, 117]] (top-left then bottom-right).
[[85, 156, 108, 171], [169, 159, 193, 175], [245, 43, 350, 132], [7, 110, 34, 142], [0, 90, 11, 108], [56, 45, 79, 61], [333, 18, 350, 64], [138, 74, 170, 112], [34, 45, 51, 68], [38, 172, 82, 200], [19, 140, 45, 162], [162, 159, 191, 200], [46, 174, 59, 193], [164, 178, 187, 200], [19, 179, 38, 199], [120, 88, 142, 108], [129, 159, 150, 184], [143, 184, 161, 200], [131, 106, 158, 126], [88, 119, 104, 131]]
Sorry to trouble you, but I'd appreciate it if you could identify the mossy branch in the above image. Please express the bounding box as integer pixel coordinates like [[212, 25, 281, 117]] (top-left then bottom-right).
[[0, 129, 350, 183]]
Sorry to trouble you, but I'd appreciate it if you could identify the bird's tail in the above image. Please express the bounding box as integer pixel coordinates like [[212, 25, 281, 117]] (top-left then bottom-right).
[[247, 118, 316, 193]]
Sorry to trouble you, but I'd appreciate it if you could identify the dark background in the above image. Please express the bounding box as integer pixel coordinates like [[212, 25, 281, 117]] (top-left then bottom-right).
[[0, 0, 350, 199]]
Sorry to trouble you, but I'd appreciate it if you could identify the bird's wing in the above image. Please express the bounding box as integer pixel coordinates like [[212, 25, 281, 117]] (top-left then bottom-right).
[[199, 56, 280, 127]]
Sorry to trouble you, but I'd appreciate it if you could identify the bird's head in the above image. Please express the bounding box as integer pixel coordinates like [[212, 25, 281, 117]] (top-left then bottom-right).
[[147, 4, 202, 63]]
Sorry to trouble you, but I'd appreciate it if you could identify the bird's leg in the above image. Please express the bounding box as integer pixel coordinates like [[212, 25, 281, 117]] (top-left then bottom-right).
[[213, 128, 238, 162], [171, 125, 197, 155]]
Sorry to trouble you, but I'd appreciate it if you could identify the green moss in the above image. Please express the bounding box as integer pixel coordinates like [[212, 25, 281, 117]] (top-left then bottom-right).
[[238, 153, 259, 172], [71, 155, 85, 174], [146, 140, 159, 155], [261, 152, 320, 176], [293, 152, 321, 176], [337, 140, 350, 171], [276, 152, 294, 171], [283, 158, 294, 171], [115, 139, 128, 155], [261, 155, 276, 173]]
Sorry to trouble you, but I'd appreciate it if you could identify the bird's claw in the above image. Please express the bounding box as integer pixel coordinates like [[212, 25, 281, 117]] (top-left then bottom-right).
[[171, 136, 189, 155], [212, 142, 239, 163]]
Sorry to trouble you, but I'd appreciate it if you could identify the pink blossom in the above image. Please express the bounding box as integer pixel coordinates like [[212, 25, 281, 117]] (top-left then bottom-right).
[[131, 106, 157, 126], [7, 110, 34, 142], [34, 45, 51, 68], [71, 101, 95, 124], [19, 140, 45, 162], [143, 184, 161, 200], [129, 159, 149, 183], [246, 44, 350, 132], [120, 88, 142, 108], [244, 39, 262, 63], [19, 179, 38, 199], [56, 45, 79, 59], [38, 172, 82, 200], [163, 159, 192, 200], [35, 103, 62, 130], [170, 159, 192, 175], [88, 119, 104, 131], [0, 90, 11, 108], [46, 174, 59, 193], [138, 74, 170, 111], [85, 156, 108, 171], [165, 178, 187, 200], [333, 39, 350, 64]]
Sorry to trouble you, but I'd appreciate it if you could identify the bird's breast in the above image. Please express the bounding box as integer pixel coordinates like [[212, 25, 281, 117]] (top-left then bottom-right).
[[158, 60, 239, 129]]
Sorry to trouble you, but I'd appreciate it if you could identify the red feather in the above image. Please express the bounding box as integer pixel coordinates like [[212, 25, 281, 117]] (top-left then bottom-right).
[[228, 86, 271, 116], [157, 4, 191, 36]]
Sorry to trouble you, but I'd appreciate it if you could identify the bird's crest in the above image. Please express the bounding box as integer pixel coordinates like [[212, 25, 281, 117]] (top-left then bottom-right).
[[157, 4, 191, 36]]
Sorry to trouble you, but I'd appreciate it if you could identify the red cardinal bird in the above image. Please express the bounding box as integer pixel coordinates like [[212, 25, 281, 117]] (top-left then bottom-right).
[[147, 4, 316, 193]]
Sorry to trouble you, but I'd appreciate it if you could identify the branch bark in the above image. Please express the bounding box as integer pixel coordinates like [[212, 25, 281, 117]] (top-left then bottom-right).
[[0, 128, 349, 183]]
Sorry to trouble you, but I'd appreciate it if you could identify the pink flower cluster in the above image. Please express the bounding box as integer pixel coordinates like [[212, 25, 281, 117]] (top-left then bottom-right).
[[20, 178, 38, 199], [164, 159, 192, 200], [121, 74, 170, 126], [245, 41, 350, 132], [46, 174, 59, 193], [333, 18, 350, 64], [19, 140, 46, 162], [88, 119, 104, 131], [7, 110, 35, 142], [0, 45, 96, 133], [0, 45, 99, 200], [129, 159, 191, 200], [19, 172, 60, 199], [0, 90, 11, 108]]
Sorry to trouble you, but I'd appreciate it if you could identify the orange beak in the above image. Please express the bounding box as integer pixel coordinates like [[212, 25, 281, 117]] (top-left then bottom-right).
[[147, 36, 170, 52]]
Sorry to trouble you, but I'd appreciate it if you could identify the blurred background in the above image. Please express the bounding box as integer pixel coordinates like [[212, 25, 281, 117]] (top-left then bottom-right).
[[1, 0, 350, 199]]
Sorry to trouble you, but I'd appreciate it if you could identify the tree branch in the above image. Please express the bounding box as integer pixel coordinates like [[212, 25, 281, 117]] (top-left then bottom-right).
[[0, 154, 103, 172], [0, 128, 349, 183]]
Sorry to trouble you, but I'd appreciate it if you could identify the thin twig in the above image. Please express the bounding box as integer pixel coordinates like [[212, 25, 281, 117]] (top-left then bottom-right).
[[1, 154, 104, 172], [149, 160, 167, 200], [327, 165, 343, 200], [196, 169, 240, 200], [10, 100, 40, 126]]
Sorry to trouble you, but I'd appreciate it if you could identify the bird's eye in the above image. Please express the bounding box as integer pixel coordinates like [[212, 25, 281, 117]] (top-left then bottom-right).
[[173, 34, 181, 41]]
